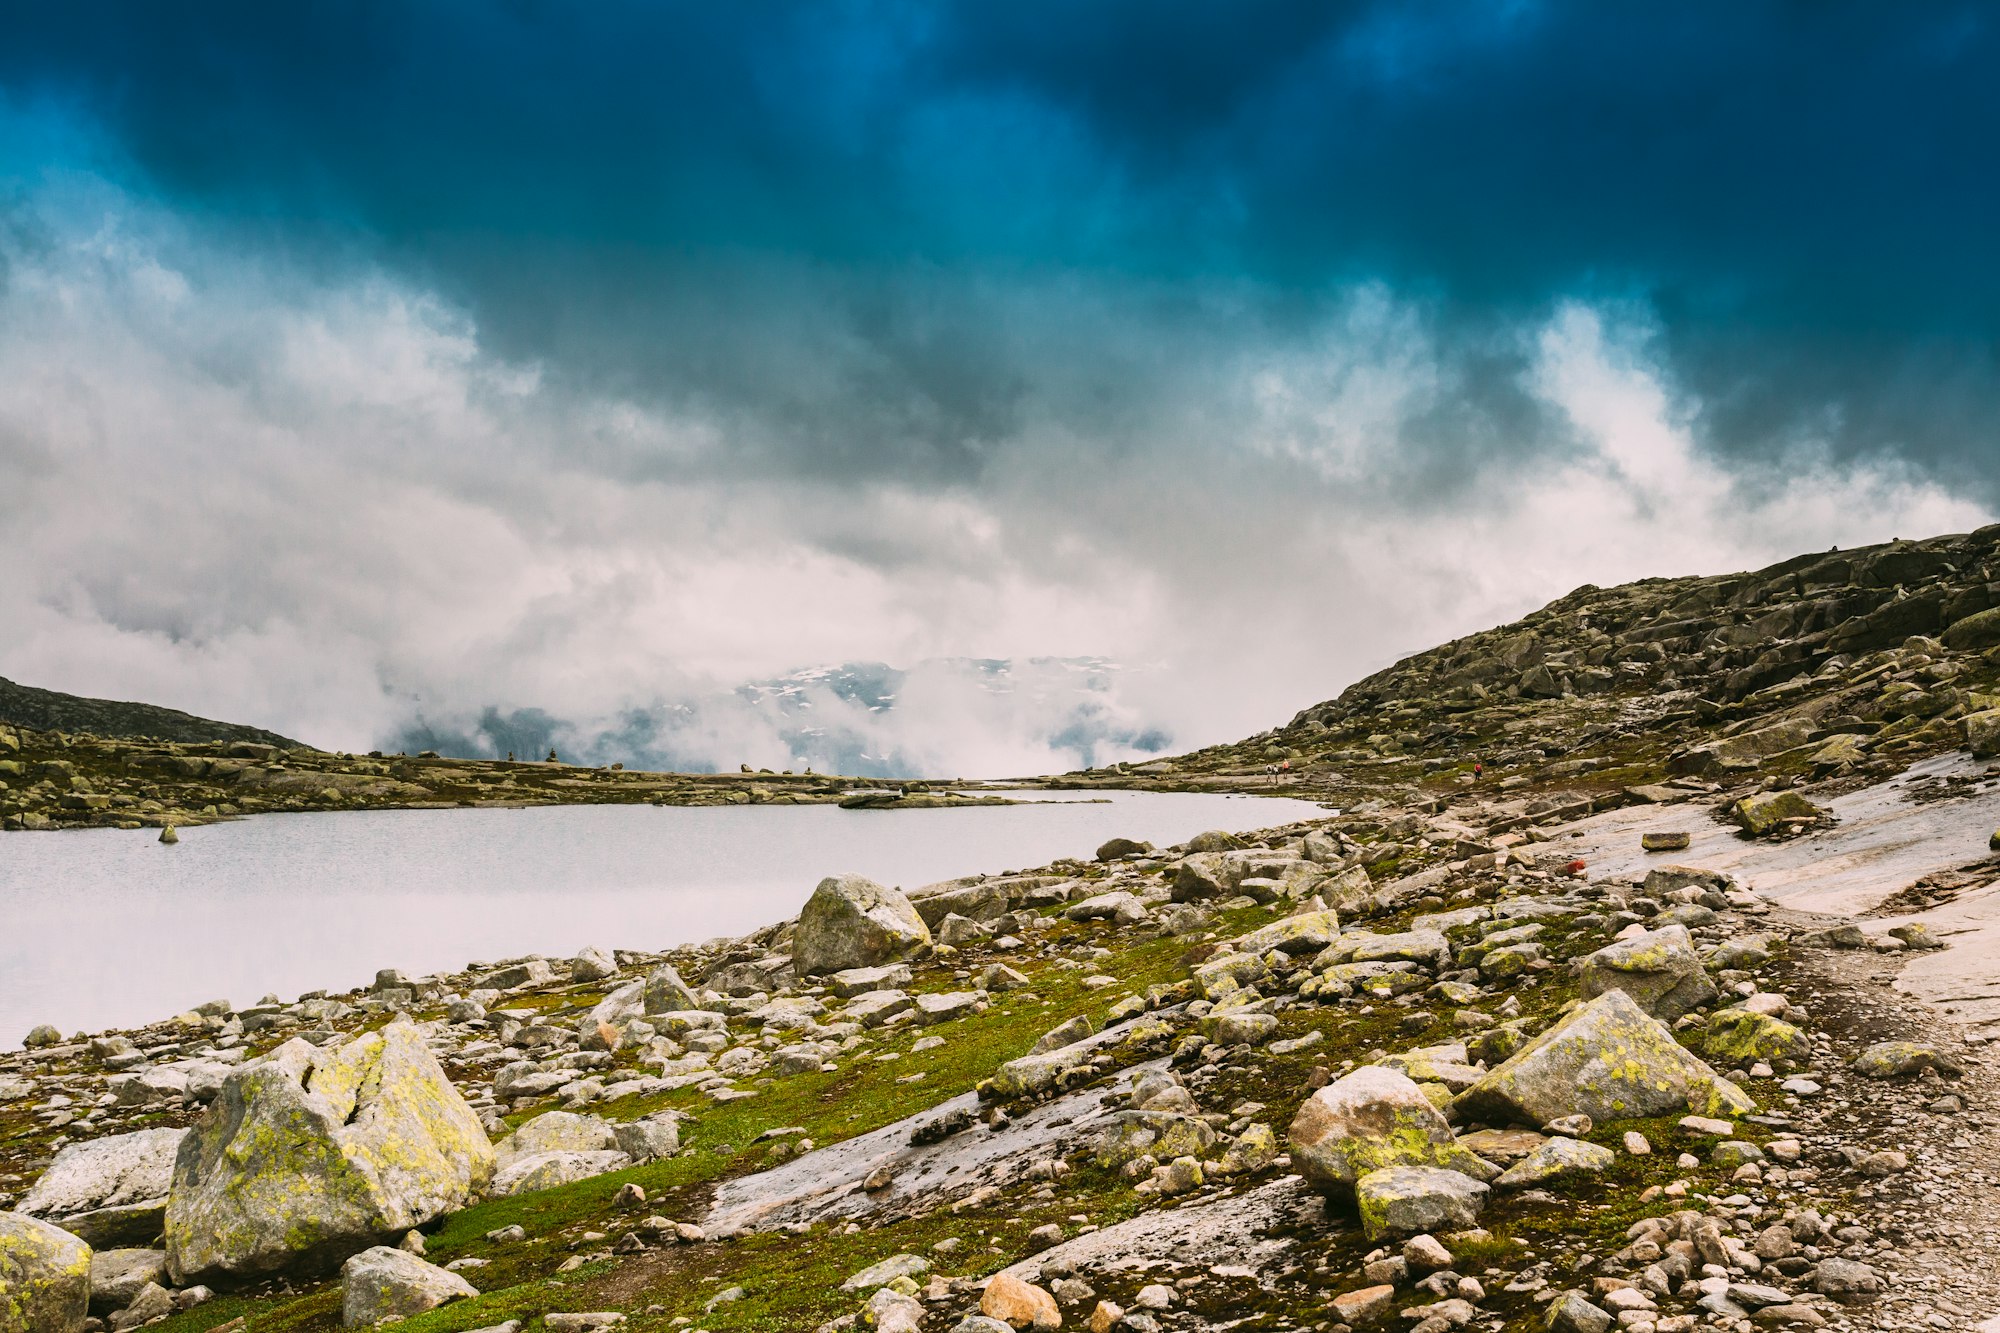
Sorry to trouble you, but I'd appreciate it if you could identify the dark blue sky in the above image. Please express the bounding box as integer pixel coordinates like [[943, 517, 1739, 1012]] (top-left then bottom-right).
[[6, 1, 1998, 483], [1, 3, 1996, 759]]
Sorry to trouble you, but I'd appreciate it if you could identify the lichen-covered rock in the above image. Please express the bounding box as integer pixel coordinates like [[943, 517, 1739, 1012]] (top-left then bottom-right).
[[1577, 925, 1716, 1020], [1288, 1067, 1496, 1196], [1230, 909, 1342, 957], [642, 963, 700, 1014], [1455, 990, 1739, 1126], [1493, 1136, 1615, 1189], [1090, 1111, 1218, 1168], [1850, 1041, 1963, 1079], [164, 1022, 496, 1283], [1352, 1166, 1488, 1240], [339, 1245, 476, 1328], [1324, 929, 1451, 971], [16, 1128, 185, 1248], [1703, 1009, 1809, 1066], [0, 1211, 92, 1333], [792, 875, 932, 975], [1731, 790, 1825, 836]]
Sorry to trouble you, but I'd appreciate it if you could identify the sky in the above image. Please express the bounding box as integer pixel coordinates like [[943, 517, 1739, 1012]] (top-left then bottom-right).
[[1, 2, 1996, 773]]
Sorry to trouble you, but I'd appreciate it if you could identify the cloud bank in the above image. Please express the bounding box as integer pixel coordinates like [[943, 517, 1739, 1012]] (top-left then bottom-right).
[[1, 6, 1996, 771]]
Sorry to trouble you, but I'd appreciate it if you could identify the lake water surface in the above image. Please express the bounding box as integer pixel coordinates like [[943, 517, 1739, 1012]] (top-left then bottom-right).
[[0, 790, 1323, 1044]]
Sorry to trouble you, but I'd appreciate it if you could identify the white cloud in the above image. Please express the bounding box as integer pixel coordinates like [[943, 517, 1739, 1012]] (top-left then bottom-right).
[[0, 173, 1987, 772]]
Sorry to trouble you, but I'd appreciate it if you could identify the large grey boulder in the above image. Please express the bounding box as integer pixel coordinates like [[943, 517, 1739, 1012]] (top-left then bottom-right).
[[0, 1211, 92, 1332], [792, 875, 932, 976], [1577, 925, 1717, 1020], [87, 1248, 166, 1314], [340, 1246, 477, 1328], [164, 1022, 496, 1283], [1455, 990, 1741, 1127], [17, 1128, 186, 1248], [1288, 1067, 1495, 1196]]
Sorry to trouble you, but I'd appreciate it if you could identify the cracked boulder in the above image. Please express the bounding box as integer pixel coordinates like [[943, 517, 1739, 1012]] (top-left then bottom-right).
[[163, 1022, 495, 1284]]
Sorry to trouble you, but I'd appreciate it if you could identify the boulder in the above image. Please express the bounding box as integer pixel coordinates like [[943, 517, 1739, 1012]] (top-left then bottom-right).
[[1493, 1136, 1615, 1189], [1704, 1009, 1809, 1066], [1851, 1041, 1963, 1079], [642, 964, 700, 1014], [339, 1246, 477, 1328], [570, 946, 618, 983], [612, 1116, 681, 1162], [1230, 909, 1342, 957], [1324, 929, 1451, 972], [1352, 1166, 1488, 1241], [1455, 990, 1740, 1127], [1095, 837, 1152, 861], [491, 1150, 633, 1197], [17, 1128, 185, 1248], [496, 1111, 618, 1165], [1288, 1067, 1496, 1196], [827, 964, 913, 998], [1730, 790, 1825, 837], [87, 1249, 166, 1313], [981, 1271, 1061, 1329], [909, 880, 1011, 928], [0, 1211, 92, 1332], [792, 875, 932, 975], [1171, 853, 1238, 902], [1965, 708, 2000, 758], [164, 1022, 496, 1283], [1577, 925, 1717, 1020]]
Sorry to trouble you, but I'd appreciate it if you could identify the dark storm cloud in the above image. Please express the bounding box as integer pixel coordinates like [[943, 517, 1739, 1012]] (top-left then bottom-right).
[[4, 1, 1999, 490]]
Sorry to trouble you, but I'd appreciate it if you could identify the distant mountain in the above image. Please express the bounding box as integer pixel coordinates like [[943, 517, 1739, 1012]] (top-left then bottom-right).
[[389, 656, 1173, 778], [0, 675, 306, 748]]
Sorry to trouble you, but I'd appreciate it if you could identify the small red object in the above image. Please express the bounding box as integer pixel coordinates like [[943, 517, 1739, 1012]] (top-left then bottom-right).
[[1564, 859, 1588, 876]]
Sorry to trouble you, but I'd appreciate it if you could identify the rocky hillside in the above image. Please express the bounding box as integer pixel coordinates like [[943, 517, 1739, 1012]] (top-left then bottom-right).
[[2, 753, 1993, 1329], [1116, 525, 2000, 801], [0, 676, 304, 750]]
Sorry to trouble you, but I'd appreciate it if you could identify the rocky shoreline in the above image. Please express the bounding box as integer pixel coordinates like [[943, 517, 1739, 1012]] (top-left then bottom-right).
[[4, 756, 1998, 1333]]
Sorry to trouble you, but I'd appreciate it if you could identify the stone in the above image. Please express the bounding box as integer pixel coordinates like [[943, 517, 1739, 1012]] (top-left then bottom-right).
[[793, 874, 933, 975], [612, 1116, 680, 1163], [1851, 1040, 1962, 1078], [1230, 909, 1342, 956], [1352, 1166, 1488, 1240], [642, 964, 700, 1013], [473, 959, 555, 990], [1095, 837, 1152, 861], [1494, 1136, 1615, 1188], [841, 1252, 929, 1290], [570, 946, 618, 982], [1577, 925, 1717, 1021], [497, 1111, 619, 1164], [1288, 1066, 1496, 1196], [491, 1150, 634, 1197], [869, 1287, 926, 1333], [1640, 831, 1691, 851], [21, 1025, 62, 1049], [1544, 1292, 1614, 1333], [1812, 1257, 1881, 1303], [0, 1211, 92, 1333], [916, 992, 988, 1025], [1455, 989, 1740, 1126], [16, 1128, 185, 1248], [339, 1246, 477, 1328], [1201, 1011, 1277, 1046], [1704, 1009, 1809, 1066], [164, 1022, 496, 1283], [1331, 1283, 1397, 1324], [827, 964, 914, 999], [87, 1249, 166, 1313], [1966, 708, 2000, 757], [1731, 791, 1824, 836], [109, 1281, 172, 1328], [981, 1271, 1061, 1329]]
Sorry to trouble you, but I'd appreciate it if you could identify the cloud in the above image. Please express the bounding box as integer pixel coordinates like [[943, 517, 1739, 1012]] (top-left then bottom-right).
[[0, 147, 1985, 775]]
